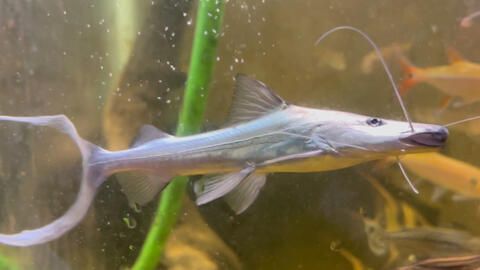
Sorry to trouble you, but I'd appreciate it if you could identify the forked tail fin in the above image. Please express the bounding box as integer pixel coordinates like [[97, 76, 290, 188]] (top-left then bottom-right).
[[0, 115, 108, 246]]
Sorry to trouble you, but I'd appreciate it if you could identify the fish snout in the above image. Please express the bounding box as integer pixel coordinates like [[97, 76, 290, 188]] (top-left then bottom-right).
[[400, 127, 448, 147]]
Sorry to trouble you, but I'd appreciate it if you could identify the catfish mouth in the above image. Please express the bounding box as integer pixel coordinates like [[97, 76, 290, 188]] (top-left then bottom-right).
[[400, 129, 448, 147]]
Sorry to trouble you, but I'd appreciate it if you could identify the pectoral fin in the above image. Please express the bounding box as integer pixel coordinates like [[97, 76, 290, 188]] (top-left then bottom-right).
[[225, 174, 267, 214], [194, 165, 255, 205], [117, 172, 172, 207], [194, 150, 326, 212]]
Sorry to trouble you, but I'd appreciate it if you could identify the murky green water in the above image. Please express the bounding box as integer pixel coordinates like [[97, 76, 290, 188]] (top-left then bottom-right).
[[0, 0, 480, 269]]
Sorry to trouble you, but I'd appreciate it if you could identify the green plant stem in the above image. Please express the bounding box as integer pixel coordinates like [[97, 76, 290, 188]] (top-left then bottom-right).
[[132, 1, 225, 269]]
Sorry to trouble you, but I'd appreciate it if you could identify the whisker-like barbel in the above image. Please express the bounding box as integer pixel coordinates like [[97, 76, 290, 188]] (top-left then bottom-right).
[[315, 26, 422, 193], [397, 157, 419, 194], [444, 115, 480, 127], [315, 25, 414, 132]]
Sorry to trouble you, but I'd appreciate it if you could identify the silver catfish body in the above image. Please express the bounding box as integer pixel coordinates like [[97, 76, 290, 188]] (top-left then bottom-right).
[[94, 74, 447, 212], [98, 106, 444, 176], [97, 106, 370, 176], [0, 74, 447, 246]]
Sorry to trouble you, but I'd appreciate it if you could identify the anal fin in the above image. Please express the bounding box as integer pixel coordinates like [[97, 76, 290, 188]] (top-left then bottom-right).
[[117, 172, 171, 207], [225, 174, 267, 214]]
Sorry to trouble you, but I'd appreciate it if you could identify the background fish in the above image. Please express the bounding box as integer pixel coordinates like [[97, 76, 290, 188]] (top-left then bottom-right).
[[360, 42, 411, 74], [399, 49, 480, 108], [397, 254, 480, 270], [389, 153, 480, 200]]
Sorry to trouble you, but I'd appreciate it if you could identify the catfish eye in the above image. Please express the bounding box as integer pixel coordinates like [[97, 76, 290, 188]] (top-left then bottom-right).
[[366, 118, 383, 127]]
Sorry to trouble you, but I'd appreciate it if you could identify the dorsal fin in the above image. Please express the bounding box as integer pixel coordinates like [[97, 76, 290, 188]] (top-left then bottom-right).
[[132, 124, 172, 147], [446, 47, 466, 64], [225, 74, 288, 126]]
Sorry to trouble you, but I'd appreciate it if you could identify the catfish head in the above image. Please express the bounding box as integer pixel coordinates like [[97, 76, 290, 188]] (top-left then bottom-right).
[[297, 107, 448, 159]]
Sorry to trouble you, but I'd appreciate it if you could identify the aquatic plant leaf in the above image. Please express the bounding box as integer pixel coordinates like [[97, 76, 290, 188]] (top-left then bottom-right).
[[118, 172, 172, 206], [194, 165, 255, 205], [225, 174, 266, 214], [225, 74, 287, 126], [132, 125, 172, 147]]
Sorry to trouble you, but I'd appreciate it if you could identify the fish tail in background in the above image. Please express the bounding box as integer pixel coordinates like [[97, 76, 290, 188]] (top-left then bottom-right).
[[0, 115, 109, 246], [445, 46, 466, 63], [398, 56, 421, 96]]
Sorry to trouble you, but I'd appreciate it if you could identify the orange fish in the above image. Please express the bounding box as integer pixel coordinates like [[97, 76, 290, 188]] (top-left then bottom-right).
[[399, 49, 480, 108]]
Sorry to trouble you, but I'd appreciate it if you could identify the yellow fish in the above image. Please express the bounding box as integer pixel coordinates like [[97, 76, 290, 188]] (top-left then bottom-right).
[[397, 153, 480, 199], [399, 49, 480, 108], [360, 42, 411, 74]]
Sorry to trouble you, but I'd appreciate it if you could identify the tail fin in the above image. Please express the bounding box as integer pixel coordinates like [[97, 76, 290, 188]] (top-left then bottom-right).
[[0, 115, 107, 246], [398, 56, 421, 96]]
